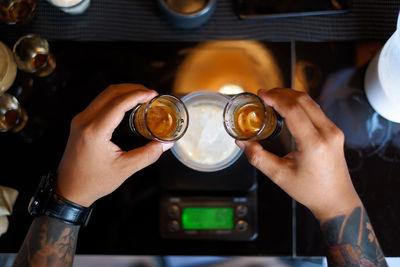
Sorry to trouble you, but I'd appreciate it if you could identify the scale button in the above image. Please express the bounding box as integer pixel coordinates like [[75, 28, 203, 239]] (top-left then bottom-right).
[[168, 205, 180, 217], [168, 220, 180, 232], [236, 205, 248, 217], [236, 220, 248, 232]]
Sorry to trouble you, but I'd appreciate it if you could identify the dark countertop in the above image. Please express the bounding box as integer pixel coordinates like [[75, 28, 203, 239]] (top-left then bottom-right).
[[0, 41, 293, 256], [0, 0, 399, 42], [1, 40, 399, 257], [293, 42, 400, 257]]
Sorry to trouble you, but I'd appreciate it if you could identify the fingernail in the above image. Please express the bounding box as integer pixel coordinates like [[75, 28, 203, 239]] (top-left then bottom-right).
[[236, 140, 246, 150], [162, 142, 174, 152]]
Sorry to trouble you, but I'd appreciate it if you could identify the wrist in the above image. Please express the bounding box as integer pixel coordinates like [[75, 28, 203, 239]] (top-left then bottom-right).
[[313, 193, 362, 225], [29, 172, 93, 226], [54, 176, 93, 208], [54, 187, 93, 208]]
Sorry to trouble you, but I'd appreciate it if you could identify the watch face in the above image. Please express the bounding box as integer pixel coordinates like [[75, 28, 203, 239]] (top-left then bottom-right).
[[28, 196, 39, 215], [28, 173, 56, 216]]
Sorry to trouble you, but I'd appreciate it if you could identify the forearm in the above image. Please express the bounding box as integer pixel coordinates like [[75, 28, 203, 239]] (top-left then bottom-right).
[[13, 216, 80, 267], [321, 206, 388, 267]]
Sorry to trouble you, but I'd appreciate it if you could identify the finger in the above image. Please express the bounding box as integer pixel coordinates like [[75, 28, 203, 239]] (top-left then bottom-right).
[[293, 92, 339, 139], [263, 88, 337, 138], [84, 84, 151, 116], [237, 140, 286, 185], [258, 88, 321, 149], [93, 89, 158, 139], [122, 141, 167, 174]]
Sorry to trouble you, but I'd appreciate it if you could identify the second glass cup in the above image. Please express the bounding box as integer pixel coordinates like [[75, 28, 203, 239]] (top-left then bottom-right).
[[129, 94, 189, 142], [223, 92, 283, 141], [13, 34, 56, 77], [0, 93, 28, 133]]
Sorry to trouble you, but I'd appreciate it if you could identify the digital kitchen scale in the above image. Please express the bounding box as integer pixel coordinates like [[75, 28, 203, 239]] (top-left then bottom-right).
[[159, 152, 258, 241]]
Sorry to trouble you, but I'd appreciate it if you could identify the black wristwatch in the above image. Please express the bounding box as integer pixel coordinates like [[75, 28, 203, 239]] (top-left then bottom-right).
[[28, 172, 93, 226]]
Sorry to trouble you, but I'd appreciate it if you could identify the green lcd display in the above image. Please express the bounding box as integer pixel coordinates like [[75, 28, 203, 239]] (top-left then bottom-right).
[[182, 207, 234, 230]]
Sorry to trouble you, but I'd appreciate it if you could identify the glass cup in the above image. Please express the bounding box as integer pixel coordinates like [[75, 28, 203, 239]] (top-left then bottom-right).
[[47, 0, 90, 15], [129, 94, 189, 142], [0, 93, 28, 133], [0, 0, 36, 25], [13, 34, 56, 77], [223, 92, 283, 141]]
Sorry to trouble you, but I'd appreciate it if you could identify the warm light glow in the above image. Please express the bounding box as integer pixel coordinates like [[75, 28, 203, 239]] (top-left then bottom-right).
[[218, 84, 245, 95], [173, 41, 284, 95]]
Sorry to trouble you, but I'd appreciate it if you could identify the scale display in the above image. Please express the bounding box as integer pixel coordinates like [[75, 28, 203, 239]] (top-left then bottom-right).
[[182, 207, 234, 230]]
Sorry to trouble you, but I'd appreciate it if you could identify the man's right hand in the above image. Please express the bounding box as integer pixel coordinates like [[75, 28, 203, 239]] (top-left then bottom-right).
[[237, 88, 362, 224]]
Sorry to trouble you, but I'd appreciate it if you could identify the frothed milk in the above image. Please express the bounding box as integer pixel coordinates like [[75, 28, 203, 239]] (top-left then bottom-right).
[[174, 102, 238, 165]]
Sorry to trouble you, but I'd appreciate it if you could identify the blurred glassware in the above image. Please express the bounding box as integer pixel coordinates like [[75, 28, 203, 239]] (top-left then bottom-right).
[[47, 0, 90, 14], [13, 34, 56, 77], [157, 0, 216, 29], [0, 0, 36, 25], [0, 93, 27, 132], [0, 41, 17, 95]]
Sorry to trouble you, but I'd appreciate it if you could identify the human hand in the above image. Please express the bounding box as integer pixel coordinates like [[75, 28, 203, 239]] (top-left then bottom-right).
[[56, 84, 172, 207], [237, 88, 362, 223]]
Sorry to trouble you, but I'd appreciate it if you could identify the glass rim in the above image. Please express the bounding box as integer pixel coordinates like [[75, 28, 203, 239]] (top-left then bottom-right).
[[144, 94, 189, 142], [223, 92, 268, 141], [159, 0, 215, 18], [48, 0, 88, 9], [171, 144, 242, 172], [13, 34, 49, 53]]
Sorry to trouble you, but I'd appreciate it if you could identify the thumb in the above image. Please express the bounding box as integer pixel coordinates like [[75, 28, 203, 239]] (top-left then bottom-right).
[[237, 140, 285, 184], [122, 141, 173, 174]]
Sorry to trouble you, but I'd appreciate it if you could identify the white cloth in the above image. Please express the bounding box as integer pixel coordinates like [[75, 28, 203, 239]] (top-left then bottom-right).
[[0, 185, 19, 237]]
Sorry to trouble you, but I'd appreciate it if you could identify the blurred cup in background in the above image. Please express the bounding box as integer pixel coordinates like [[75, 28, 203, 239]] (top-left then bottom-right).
[[13, 34, 56, 77], [0, 0, 36, 26], [47, 0, 90, 15], [0, 93, 28, 133], [0, 41, 17, 95]]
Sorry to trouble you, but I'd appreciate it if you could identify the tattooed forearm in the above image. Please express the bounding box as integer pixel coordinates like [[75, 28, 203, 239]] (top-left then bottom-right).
[[13, 216, 80, 267], [321, 207, 388, 267]]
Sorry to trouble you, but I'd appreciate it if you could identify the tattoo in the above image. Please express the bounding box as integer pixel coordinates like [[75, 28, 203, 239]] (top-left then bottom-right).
[[321, 207, 388, 267], [13, 216, 80, 267]]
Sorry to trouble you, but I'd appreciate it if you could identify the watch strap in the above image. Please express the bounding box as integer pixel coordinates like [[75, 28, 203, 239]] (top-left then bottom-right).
[[29, 172, 93, 227], [45, 193, 93, 227]]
